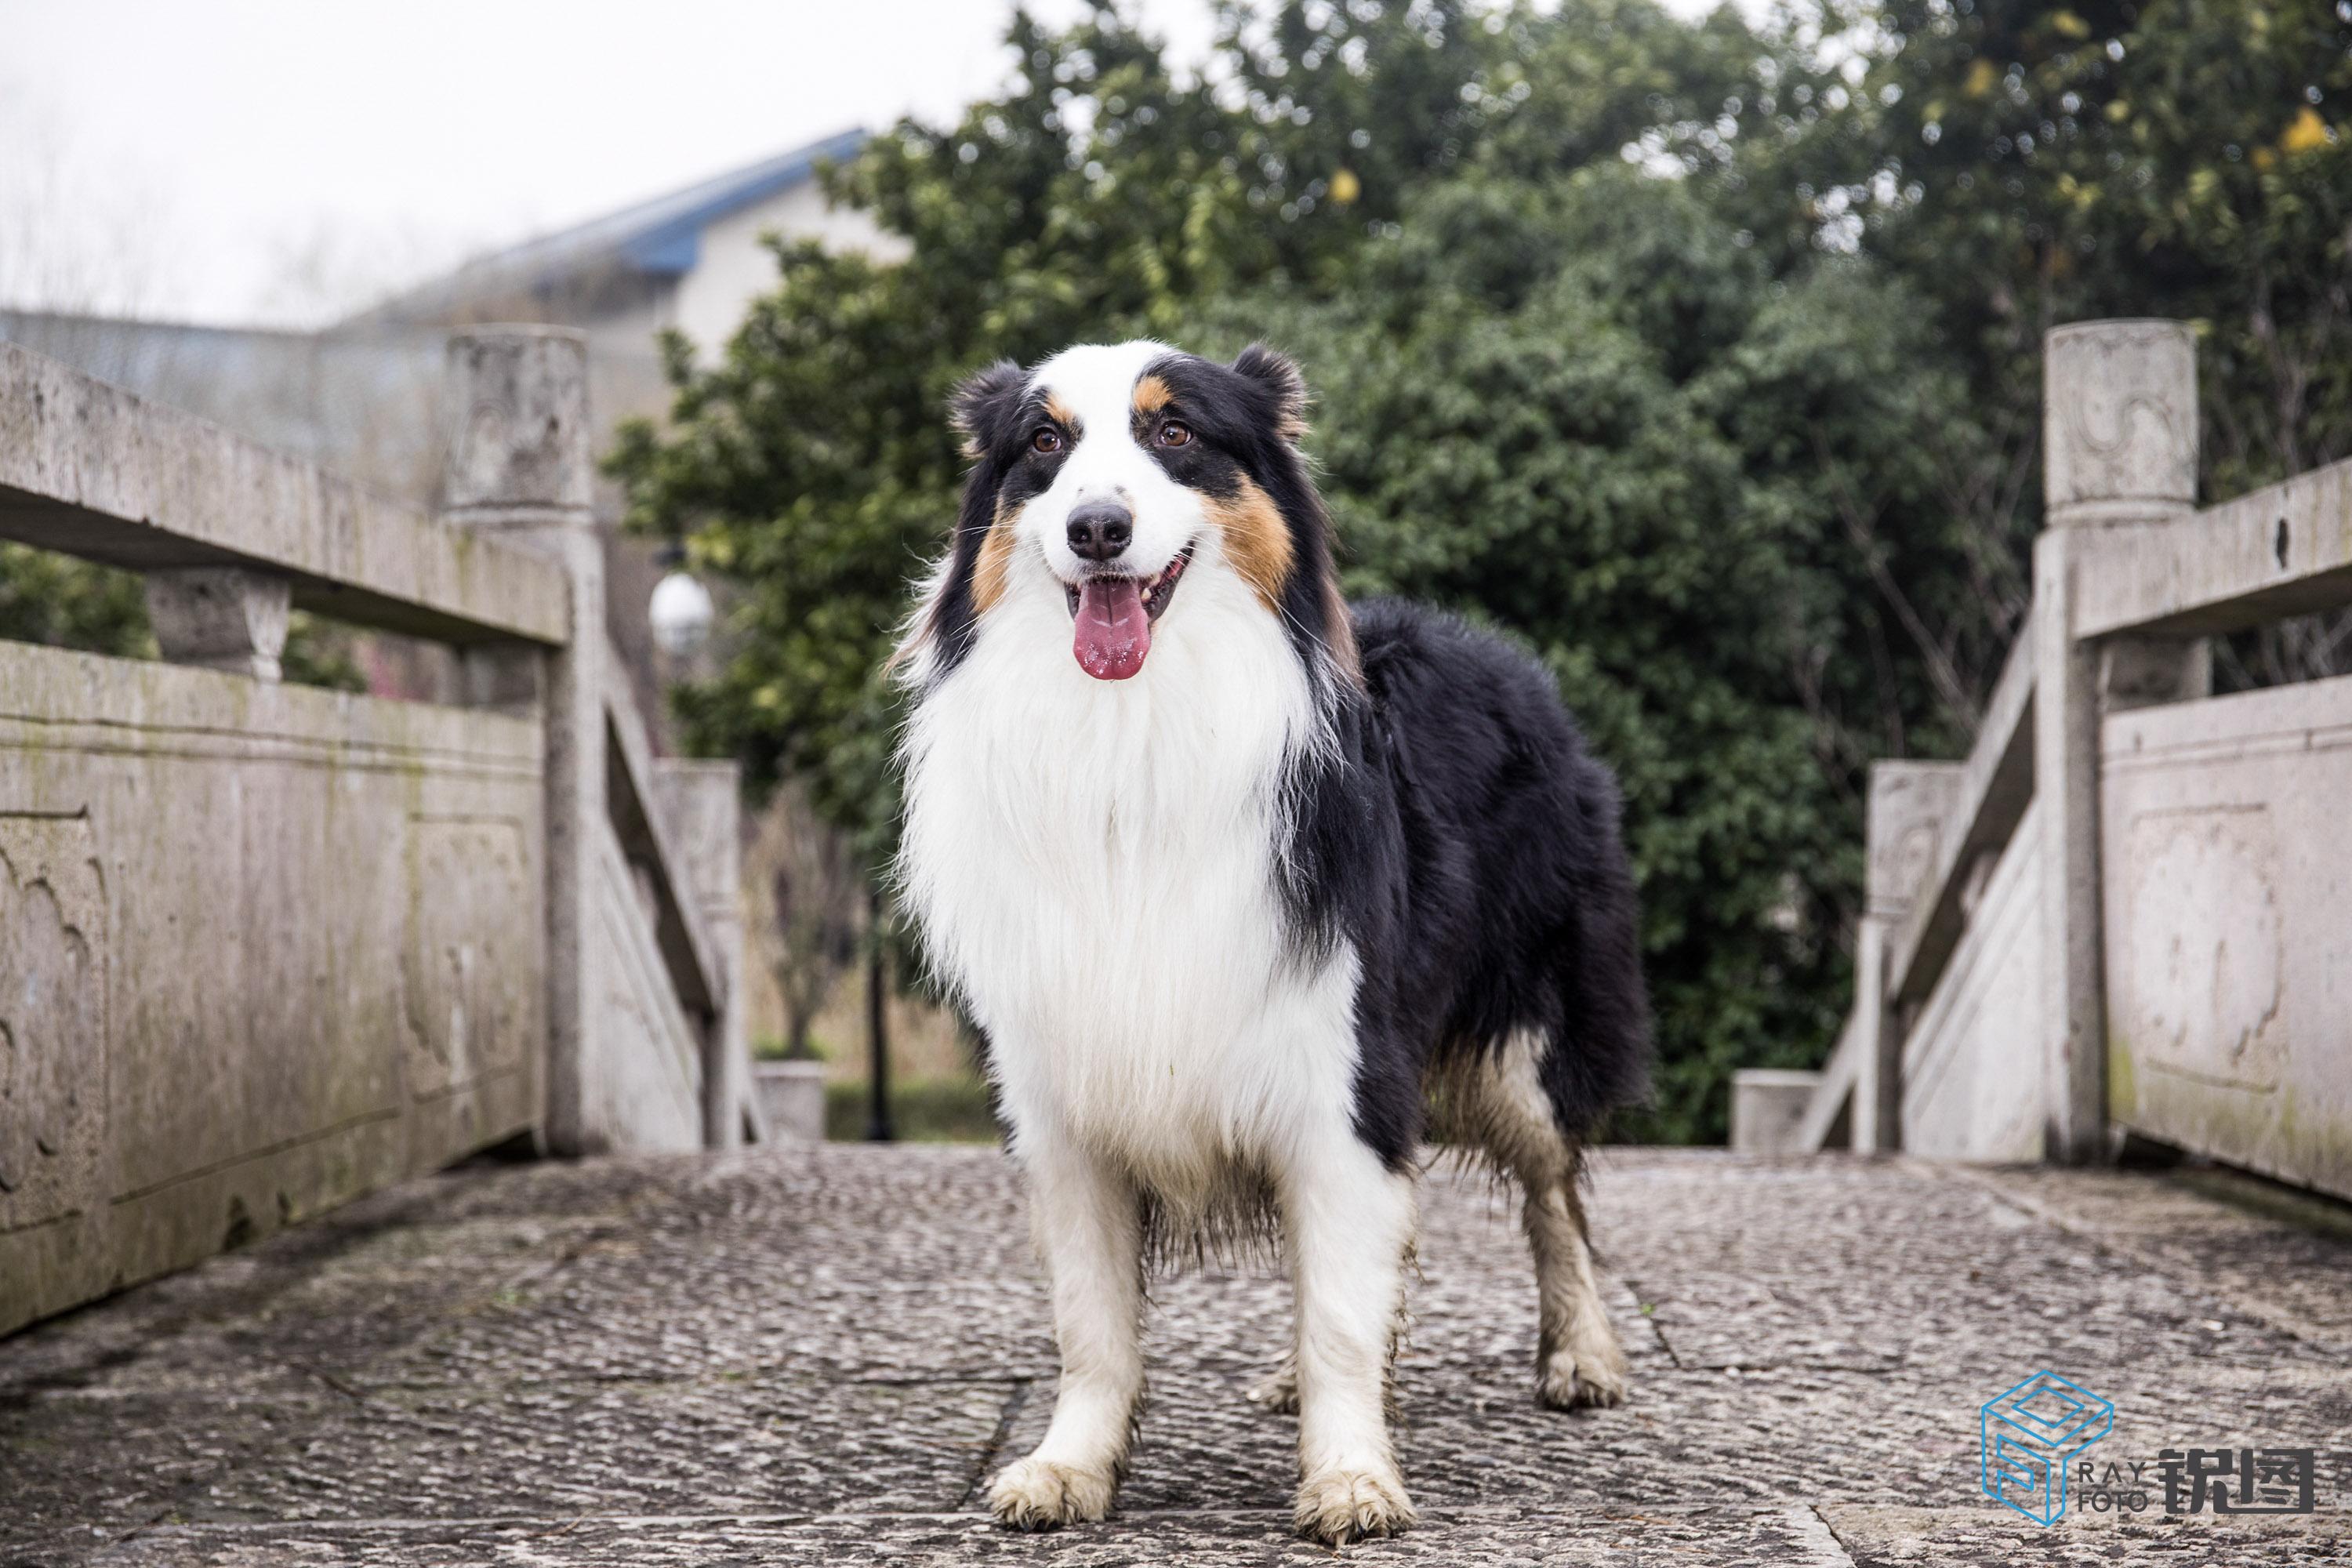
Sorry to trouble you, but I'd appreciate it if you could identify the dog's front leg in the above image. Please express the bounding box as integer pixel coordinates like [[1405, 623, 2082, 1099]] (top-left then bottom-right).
[[987, 1128, 1142, 1530], [1280, 1129, 1418, 1544]]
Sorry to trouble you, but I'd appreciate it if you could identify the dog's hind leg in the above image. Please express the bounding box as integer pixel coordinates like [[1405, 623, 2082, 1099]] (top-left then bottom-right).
[[986, 1126, 1144, 1530], [1464, 1030, 1629, 1410], [1523, 1149, 1628, 1410]]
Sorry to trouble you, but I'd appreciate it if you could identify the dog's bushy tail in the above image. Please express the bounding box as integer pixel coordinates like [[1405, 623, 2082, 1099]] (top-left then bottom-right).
[[1542, 757, 1653, 1142]]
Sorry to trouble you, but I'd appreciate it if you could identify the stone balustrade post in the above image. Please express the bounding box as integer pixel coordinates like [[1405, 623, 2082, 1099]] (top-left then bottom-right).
[[2036, 320, 2200, 1162], [441, 328, 602, 1156], [655, 760, 755, 1149], [1856, 761, 1963, 1151], [143, 568, 291, 681]]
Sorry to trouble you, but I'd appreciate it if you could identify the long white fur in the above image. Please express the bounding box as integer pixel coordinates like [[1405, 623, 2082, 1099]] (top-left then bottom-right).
[[899, 343, 1345, 1204], [897, 342, 1414, 1535]]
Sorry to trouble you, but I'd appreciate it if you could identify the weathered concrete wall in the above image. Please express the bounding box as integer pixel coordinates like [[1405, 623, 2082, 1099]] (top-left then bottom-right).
[[0, 640, 543, 1336], [655, 759, 763, 1148], [2102, 674, 2352, 1200], [1773, 320, 2352, 1180], [0, 312, 450, 506], [584, 818, 705, 1153], [1901, 799, 2047, 1163], [1728, 1069, 1820, 1153]]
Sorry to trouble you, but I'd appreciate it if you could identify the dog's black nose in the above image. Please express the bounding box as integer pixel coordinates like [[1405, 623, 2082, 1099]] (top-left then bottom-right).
[[1066, 502, 1133, 561]]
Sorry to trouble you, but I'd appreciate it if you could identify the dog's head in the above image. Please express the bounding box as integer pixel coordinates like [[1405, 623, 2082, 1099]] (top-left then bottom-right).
[[899, 340, 1355, 687]]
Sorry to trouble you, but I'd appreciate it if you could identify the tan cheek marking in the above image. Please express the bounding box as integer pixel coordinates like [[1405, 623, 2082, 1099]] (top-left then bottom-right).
[[972, 500, 1020, 615], [1132, 374, 1173, 417], [1203, 474, 1294, 614]]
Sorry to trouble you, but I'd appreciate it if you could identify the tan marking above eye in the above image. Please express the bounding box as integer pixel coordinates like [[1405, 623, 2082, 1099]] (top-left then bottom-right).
[[1043, 393, 1080, 430], [1131, 374, 1173, 416]]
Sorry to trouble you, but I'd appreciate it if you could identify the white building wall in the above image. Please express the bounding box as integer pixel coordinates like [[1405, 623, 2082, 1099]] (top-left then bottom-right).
[[670, 181, 910, 357]]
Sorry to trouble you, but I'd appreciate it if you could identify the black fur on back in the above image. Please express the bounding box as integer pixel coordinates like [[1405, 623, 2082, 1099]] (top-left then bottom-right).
[[1279, 601, 1653, 1169]]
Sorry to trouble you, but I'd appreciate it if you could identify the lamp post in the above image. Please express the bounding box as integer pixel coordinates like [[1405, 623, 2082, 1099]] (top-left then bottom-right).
[[648, 546, 714, 662], [865, 887, 895, 1142], [645, 543, 893, 1142]]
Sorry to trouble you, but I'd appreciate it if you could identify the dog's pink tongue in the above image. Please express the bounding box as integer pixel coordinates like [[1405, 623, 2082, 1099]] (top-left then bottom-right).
[[1073, 577, 1151, 681]]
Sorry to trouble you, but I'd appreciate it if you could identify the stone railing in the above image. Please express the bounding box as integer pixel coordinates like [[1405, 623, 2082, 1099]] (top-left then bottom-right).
[[0, 328, 767, 1337], [1736, 320, 2352, 1203]]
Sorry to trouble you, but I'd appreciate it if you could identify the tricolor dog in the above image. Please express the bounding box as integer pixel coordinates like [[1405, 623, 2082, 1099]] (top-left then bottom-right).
[[894, 341, 1650, 1543]]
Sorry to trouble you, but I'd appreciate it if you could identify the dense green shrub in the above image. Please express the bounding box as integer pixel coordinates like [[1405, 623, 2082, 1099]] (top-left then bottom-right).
[[612, 0, 2352, 1140]]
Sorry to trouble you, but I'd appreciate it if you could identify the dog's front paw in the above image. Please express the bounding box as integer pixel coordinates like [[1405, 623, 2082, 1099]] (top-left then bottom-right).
[[1537, 1331, 1630, 1410], [986, 1454, 1116, 1530], [1243, 1360, 1298, 1414], [1294, 1462, 1416, 1544]]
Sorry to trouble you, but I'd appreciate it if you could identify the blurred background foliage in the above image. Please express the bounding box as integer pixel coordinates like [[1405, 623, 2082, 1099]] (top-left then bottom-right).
[[608, 0, 2352, 1142], [0, 547, 368, 691]]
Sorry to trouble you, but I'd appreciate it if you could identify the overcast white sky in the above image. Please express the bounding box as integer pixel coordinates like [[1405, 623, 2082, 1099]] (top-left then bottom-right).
[[0, 0, 1723, 328]]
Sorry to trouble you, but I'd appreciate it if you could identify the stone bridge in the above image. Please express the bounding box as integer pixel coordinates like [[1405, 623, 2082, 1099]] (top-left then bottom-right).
[[1740, 321, 2352, 1203], [5, 1143, 2350, 1565], [4, 321, 2351, 1563]]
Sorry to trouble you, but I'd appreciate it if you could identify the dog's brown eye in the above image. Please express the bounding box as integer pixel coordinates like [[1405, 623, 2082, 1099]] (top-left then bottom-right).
[[1159, 420, 1192, 448], [1032, 427, 1062, 454]]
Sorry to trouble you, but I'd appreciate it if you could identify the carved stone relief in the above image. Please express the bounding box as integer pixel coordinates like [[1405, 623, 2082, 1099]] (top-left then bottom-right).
[[2117, 806, 2285, 1091], [401, 818, 532, 1100], [0, 814, 106, 1229]]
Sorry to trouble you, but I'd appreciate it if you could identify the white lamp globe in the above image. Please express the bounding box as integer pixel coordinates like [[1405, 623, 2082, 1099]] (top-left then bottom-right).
[[649, 568, 715, 658]]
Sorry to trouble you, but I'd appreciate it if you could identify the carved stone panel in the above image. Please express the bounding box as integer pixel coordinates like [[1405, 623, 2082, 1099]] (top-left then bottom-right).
[[401, 818, 534, 1101], [441, 331, 593, 515], [2115, 807, 2285, 1092], [0, 814, 106, 1230], [1865, 761, 1964, 923], [2103, 673, 2352, 1199]]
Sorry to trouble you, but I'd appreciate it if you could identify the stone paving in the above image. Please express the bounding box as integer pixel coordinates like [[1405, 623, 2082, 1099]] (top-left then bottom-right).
[[3, 1142, 2350, 1566]]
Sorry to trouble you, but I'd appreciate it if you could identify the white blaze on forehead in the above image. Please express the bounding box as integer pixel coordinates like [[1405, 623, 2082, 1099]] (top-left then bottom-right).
[[1029, 339, 1178, 435]]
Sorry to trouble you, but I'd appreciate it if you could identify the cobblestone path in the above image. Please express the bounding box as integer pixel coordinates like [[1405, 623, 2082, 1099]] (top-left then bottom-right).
[[5, 1144, 2350, 1564]]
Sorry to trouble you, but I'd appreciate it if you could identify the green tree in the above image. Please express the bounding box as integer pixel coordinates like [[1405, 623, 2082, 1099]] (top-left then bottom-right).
[[0, 548, 152, 657], [1220, 161, 1986, 1138], [615, 0, 1987, 1141], [613, 0, 2352, 1140], [609, 0, 1526, 861], [1802, 0, 2352, 682]]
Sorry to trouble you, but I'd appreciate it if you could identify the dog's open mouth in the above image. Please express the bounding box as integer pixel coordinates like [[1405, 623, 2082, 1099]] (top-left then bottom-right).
[[1065, 544, 1192, 681]]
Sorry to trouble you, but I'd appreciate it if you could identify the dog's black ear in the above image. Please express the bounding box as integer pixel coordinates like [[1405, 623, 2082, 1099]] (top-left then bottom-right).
[[950, 359, 1026, 459], [1232, 343, 1308, 443]]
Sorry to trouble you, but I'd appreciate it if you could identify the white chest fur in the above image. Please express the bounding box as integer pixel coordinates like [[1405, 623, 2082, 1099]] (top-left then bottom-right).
[[898, 552, 1360, 1196]]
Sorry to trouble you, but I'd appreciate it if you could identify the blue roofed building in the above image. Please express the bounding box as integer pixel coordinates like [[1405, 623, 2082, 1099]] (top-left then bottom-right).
[[1, 127, 897, 510], [0, 126, 898, 709], [0, 127, 919, 1073], [347, 126, 901, 427]]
